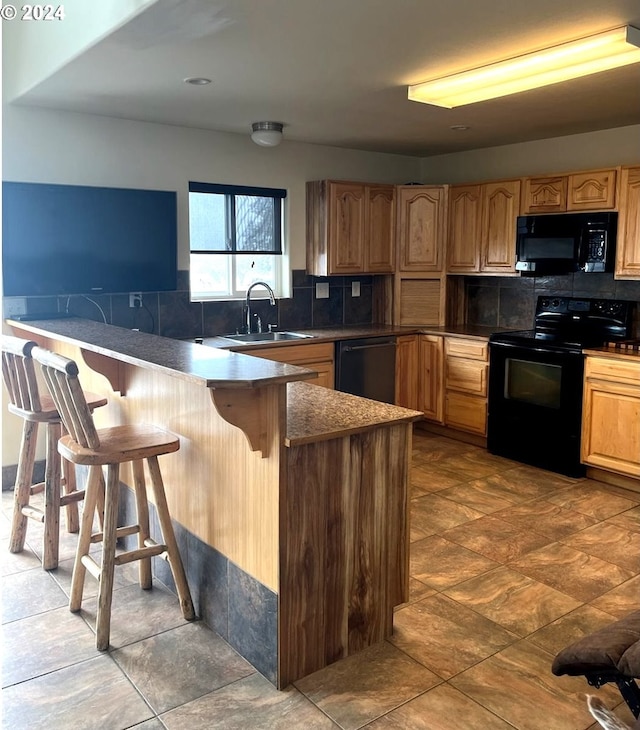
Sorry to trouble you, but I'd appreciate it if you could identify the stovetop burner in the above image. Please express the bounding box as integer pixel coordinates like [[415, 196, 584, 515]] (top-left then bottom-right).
[[490, 296, 634, 353]]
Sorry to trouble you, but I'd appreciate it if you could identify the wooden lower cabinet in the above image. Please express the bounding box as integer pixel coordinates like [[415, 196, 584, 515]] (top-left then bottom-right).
[[248, 342, 335, 389], [395, 335, 420, 410], [443, 337, 488, 436], [420, 335, 444, 423], [582, 355, 640, 478]]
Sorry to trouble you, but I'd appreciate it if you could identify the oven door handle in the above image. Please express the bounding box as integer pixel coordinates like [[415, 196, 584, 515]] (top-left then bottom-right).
[[489, 341, 582, 356]]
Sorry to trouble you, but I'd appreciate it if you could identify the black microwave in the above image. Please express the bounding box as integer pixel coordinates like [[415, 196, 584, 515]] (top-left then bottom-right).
[[515, 212, 617, 275]]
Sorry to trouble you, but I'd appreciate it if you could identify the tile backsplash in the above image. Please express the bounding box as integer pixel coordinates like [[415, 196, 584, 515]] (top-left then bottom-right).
[[3, 270, 375, 340], [464, 272, 640, 333]]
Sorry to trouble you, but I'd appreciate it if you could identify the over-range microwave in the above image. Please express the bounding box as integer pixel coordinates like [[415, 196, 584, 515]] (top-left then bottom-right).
[[515, 212, 617, 276]]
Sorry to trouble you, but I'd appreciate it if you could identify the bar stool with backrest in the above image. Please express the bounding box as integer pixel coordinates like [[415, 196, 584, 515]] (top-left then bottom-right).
[[31, 345, 195, 650], [2, 335, 108, 570]]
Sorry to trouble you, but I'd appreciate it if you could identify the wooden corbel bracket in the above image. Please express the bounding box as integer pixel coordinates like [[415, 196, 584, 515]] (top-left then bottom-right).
[[209, 387, 268, 457]]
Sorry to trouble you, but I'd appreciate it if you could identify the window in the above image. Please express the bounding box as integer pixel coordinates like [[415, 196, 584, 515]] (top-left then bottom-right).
[[188, 181, 288, 300]]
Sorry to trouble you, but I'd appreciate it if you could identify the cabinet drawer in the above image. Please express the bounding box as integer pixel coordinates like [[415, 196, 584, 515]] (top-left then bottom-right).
[[445, 392, 487, 436], [445, 337, 488, 361], [585, 356, 640, 385], [446, 358, 487, 396], [250, 342, 334, 365]]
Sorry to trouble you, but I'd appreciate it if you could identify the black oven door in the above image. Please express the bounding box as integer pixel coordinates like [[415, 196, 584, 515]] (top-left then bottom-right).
[[487, 341, 585, 477]]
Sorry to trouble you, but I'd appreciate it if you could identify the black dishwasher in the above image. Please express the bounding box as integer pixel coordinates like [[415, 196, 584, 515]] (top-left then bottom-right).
[[335, 337, 396, 404]]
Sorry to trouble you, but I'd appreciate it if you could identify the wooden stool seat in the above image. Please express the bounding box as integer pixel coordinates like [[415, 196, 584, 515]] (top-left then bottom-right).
[[58, 424, 179, 465], [31, 345, 195, 651], [2, 335, 107, 570]]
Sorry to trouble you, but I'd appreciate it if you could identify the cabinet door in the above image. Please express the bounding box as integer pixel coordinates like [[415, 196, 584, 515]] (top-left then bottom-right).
[[397, 186, 446, 271], [395, 335, 420, 410], [328, 182, 365, 274], [582, 377, 640, 478], [521, 176, 567, 214], [365, 185, 395, 273], [445, 392, 487, 436], [567, 169, 616, 211], [419, 335, 444, 423], [447, 185, 481, 273], [615, 167, 640, 279], [481, 180, 520, 273]]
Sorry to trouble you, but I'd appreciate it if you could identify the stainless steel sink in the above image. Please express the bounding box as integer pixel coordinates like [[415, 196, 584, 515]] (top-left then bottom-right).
[[224, 331, 315, 343]]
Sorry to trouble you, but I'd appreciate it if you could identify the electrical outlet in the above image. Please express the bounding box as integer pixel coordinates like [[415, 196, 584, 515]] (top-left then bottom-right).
[[3, 298, 27, 317], [129, 293, 142, 308], [315, 282, 329, 299], [351, 281, 361, 297]]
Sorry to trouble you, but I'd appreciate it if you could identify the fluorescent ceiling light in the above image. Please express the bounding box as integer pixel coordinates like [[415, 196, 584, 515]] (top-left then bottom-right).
[[408, 25, 640, 108]]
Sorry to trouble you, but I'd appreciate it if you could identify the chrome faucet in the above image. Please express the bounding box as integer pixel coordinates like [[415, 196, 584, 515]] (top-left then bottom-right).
[[245, 281, 276, 333]]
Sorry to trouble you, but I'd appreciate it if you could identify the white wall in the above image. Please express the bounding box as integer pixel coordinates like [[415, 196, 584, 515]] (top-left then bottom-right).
[[420, 125, 640, 183], [2, 104, 421, 272], [1, 103, 421, 469]]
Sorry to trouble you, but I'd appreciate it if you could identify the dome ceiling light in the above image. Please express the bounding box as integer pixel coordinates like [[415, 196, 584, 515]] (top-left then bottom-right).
[[251, 121, 284, 147]]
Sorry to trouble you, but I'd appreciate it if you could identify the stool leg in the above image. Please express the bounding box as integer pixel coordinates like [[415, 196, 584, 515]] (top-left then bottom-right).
[[132, 460, 152, 590], [9, 420, 38, 554], [43, 422, 62, 570], [61, 429, 81, 533], [147, 456, 195, 621], [70, 465, 102, 613], [96, 463, 120, 651]]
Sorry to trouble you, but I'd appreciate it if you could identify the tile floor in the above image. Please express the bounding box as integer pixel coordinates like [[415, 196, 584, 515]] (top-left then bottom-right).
[[2, 428, 640, 729]]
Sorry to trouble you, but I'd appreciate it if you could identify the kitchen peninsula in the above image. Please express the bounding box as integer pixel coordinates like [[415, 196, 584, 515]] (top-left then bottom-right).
[[7, 317, 421, 688]]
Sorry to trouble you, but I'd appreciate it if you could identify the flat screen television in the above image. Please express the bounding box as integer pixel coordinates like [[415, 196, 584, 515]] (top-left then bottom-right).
[[2, 181, 178, 297]]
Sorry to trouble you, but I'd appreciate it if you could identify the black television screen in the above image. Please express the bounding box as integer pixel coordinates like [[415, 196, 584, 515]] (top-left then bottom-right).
[[2, 181, 178, 297]]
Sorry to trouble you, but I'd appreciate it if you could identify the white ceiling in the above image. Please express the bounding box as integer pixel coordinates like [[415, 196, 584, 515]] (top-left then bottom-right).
[[8, 0, 640, 156]]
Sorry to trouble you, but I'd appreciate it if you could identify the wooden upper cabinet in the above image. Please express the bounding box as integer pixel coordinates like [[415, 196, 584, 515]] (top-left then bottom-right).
[[365, 185, 396, 273], [481, 180, 520, 273], [448, 185, 482, 273], [568, 169, 616, 211], [327, 181, 365, 273], [306, 180, 395, 275], [396, 185, 447, 272], [615, 166, 640, 279], [521, 176, 567, 214], [447, 181, 519, 274], [521, 168, 617, 214]]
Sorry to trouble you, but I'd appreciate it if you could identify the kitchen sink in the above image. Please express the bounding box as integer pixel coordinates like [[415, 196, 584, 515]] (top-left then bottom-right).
[[224, 331, 315, 343]]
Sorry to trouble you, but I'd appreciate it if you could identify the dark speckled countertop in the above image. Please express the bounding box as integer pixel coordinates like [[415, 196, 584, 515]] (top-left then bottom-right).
[[6, 317, 424, 445], [285, 382, 421, 446], [7, 317, 316, 389], [197, 323, 502, 353]]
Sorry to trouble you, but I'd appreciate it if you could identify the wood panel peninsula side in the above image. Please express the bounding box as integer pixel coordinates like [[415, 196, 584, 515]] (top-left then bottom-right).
[[7, 318, 421, 688]]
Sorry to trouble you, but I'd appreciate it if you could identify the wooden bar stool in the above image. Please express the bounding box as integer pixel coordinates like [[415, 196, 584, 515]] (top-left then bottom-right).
[[2, 335, 108, 570], [32, 345, 195, 651]]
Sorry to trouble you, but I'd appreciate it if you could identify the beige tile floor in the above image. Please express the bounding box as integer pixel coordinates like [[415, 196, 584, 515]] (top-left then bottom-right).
[[2, 428, 640, 729]]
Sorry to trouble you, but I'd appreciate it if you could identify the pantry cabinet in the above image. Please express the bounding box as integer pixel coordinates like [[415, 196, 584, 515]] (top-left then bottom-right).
[[396, 185, 447, 272], [447, 180, 520, 274], [582, 354, 640, 478], [521, 168, 617, 214], [306, 180, 395, 275], [615, 166, 640, 279]]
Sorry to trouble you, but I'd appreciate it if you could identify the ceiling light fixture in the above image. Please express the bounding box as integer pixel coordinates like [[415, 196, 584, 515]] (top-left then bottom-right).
[[184, 77, 211, 86], [408, 25, 640, 108], [251, 121, 284, 147]]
